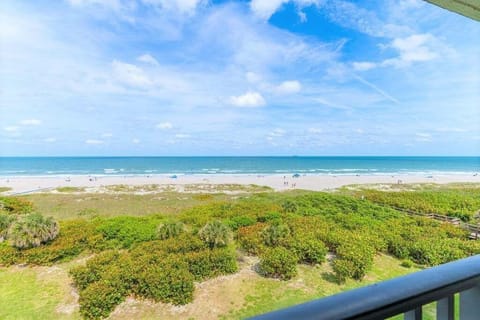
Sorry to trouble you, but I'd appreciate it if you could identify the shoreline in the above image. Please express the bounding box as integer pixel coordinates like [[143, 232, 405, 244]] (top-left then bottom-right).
[[1, 173, 480, 194]]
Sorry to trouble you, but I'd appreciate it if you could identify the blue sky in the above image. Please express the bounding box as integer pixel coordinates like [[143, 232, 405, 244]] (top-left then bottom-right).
[[1, 0, 479, 156]]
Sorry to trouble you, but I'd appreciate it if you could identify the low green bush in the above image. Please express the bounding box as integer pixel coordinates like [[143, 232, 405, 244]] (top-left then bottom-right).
[[333, 241, 375, 281], [225, 215, 256, 230], [79, 280, 127, 320], [184, 247, 238, 280], [96, 216, 159, 248], [0, 196, 34, 214], [400, 259, 414, 268], [135, 263, 194, 305], [259, 247, 297, 280], [236, 223, 266, 255], [292, 237, 327, 265]]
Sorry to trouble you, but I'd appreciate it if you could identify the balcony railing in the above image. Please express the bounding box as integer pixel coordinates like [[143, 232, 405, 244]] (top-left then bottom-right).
[[249, 255, 480, 320]]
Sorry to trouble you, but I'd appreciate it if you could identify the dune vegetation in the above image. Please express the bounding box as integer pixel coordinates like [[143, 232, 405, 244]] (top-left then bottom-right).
[[0, 184, 479, 319]]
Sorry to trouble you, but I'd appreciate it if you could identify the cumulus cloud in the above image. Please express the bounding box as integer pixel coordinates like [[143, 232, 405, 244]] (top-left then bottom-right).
[[250, 0, 321, 20], [229, 91, 266, 107], [175, 133, 190, 138], [275, 80, 301, 94], [137, 53, 159, 66], [156, 122, 173, 130], [132, 138, 141, 143], [112, 60, 153, 88], [85, 139, 104, 144], [382, 34, 438, 67], [20, 119, 42, 125]]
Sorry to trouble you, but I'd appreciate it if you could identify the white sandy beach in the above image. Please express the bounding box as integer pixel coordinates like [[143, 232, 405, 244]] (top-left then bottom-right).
[[2, 173, 480, 195]]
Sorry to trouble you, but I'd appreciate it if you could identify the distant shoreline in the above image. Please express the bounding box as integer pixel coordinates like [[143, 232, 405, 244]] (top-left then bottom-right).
[[2, 173, 479, 195]]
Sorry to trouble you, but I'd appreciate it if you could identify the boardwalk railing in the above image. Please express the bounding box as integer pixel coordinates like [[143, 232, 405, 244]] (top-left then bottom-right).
[[249, 255, 480, 320], [388, 206, 480, 240]]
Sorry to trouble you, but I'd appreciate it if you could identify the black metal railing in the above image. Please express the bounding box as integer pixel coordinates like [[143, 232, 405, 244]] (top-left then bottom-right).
[[249, 255, 480, 320]]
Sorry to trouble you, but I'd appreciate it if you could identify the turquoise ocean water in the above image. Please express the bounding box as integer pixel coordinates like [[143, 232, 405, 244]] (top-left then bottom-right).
[[0, 157, 479, 177]]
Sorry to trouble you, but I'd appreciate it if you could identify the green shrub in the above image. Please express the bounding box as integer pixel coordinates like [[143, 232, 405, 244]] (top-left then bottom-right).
[[410, 238, 465, 266], [332, 258, 356, 283], [184, 247, 237, 280], [198, 221, 231, 248], [333, 241, 375, 281], [236, 223, 266, 255], [261, 224, 291, 247], [400, 259, 414, 268], [96, 216, 159, 248], [225, 215, 256, 230], [79, 280, 127, 320], [282, 200, 298, 213], [70, 251, 121, 290], [135, 263, 194, 305], [0, 197, 34, 214], [259, 247, 297, 280], [157, 221, 184, 240], [7, 213, 59, 249], [292, 237, 327, 265]]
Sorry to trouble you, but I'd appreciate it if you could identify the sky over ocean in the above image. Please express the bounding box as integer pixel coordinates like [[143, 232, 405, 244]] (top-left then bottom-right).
[[0, 0, 479, 156]]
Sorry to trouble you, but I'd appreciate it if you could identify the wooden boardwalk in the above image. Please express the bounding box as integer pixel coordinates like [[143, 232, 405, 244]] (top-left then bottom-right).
[[388, 206, 480, 240]]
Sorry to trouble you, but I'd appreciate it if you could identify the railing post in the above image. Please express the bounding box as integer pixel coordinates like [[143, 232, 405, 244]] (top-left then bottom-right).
[[404, 307, 422, 320], [437, 295, 454, 320], [460, 284, 480, 319]]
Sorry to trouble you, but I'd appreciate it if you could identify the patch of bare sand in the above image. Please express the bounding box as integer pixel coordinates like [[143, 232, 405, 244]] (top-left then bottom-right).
[[108, 256, 260, 320]]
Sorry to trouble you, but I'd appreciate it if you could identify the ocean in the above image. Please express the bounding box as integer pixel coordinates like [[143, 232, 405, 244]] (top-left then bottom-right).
[[0, 157, 479, 177]]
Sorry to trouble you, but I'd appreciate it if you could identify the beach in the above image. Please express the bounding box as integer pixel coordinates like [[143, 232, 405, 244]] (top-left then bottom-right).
[[2, 173, 480, 194]]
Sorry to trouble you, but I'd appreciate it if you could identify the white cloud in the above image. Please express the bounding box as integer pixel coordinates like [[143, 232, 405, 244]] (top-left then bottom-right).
[[156, 122, 173, 130], [141, 0, 205, 15], [382, 34, 438, 68], [275, 80, 301, 94], [20, 119, 42, 125], [44, 137, 57, 142], [102, 133, 113, 138], [132, 138, 141, 144], [352, 61, 377, 71], [175, 133, 190, 138], [85, 139, 104, 144], [3, 126, 19, 132], [137, 53, 159, 66], [230, 91, 266, 107], [112, 60, 153, 88], [250, 0, 321, 20], [250, 0, 286, 20]]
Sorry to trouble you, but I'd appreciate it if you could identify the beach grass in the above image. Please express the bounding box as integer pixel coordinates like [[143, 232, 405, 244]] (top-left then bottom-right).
[[0, 187, 12, 193], [56, 187, 86, 193], [22, 192, 237, 220]]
